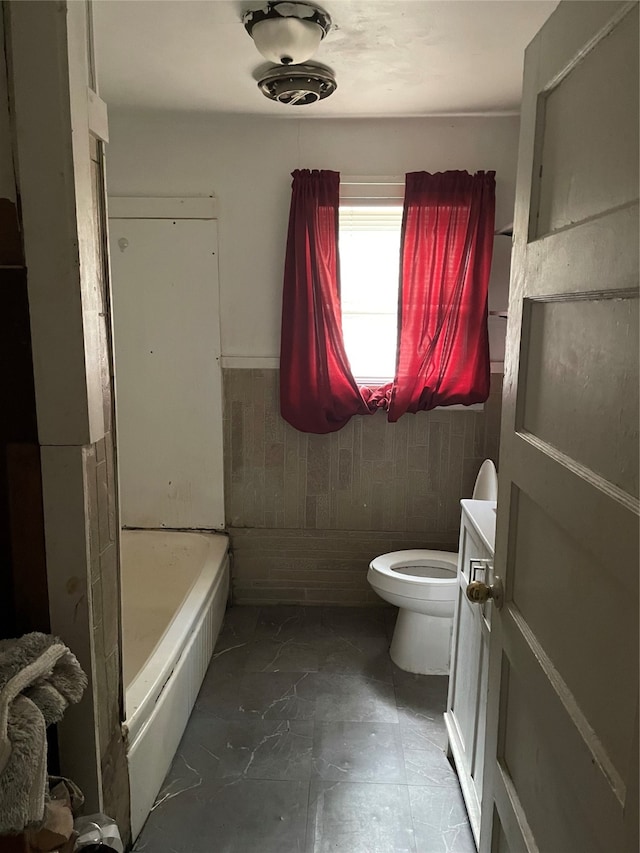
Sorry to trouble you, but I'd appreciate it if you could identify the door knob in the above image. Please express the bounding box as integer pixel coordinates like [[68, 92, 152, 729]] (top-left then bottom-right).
[[466, 576, 504, 610]]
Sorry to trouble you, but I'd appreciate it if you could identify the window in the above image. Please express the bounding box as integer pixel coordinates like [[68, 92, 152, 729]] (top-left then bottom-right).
[[338, 178, 405, 385], [339, 205, 403, 383], [280, 169, 494, 433]]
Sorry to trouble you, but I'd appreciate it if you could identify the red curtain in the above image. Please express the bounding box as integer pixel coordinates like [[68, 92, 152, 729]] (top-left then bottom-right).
[[388, 171, 495, 421], [280, 169, 371, 433], [280, 168, 495, 433]]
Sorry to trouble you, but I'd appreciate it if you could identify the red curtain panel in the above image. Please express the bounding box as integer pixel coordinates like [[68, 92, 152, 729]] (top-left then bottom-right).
[[280, 169, 495, 433], [279, 169, 371, 433], [388, 170, 495, 421]]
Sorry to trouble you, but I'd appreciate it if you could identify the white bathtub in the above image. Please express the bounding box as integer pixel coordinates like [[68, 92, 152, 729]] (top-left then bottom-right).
[[120, 529, 230, 841]]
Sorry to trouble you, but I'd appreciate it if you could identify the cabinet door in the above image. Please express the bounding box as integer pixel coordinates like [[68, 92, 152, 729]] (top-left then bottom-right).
[[446, 519, 492, 844]]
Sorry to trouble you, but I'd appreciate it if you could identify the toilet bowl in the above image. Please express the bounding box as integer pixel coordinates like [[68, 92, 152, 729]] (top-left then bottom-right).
[[368, 459, 497, 675]]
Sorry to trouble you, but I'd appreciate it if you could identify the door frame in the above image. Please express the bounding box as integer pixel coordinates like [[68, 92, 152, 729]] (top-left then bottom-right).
[[7, 0, 118, 813]]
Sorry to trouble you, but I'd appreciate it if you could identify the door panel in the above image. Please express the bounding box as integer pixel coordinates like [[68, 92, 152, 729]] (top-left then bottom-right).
[[522, 205, 638, 296], [521, 296, 639, 496], [492, 815, 512, 853], [109, 217, 225, 530], [452, 602, 483, 763], [446, 513, 495, 844], [473, 641, 489, 802], [498, 617, 628, 853], [533, 3, 638, 237], [509, 488, 637, 768], [480, 3, 639, 853], [499, 654, 608, 853]]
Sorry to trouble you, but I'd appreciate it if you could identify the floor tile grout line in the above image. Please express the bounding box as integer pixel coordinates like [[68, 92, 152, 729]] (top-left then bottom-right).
[[136, 605, 472, 852]]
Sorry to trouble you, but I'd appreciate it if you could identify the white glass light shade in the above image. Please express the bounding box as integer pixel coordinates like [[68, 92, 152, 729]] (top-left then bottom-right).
[[250, 16, 324, 65]]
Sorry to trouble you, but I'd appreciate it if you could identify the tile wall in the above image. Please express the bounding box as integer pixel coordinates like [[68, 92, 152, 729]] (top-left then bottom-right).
[[223, 369, 502, 605]]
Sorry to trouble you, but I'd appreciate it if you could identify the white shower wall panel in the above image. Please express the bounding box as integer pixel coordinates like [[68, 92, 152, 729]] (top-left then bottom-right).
[[109, 213, 224, 529]]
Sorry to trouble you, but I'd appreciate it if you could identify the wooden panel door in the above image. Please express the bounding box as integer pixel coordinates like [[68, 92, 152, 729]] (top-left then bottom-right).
[[109, 212, 225, 530], [479, 3, 639, 852]]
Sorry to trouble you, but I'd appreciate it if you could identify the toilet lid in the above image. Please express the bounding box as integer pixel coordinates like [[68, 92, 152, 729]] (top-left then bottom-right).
[[472, 459, 498, 501], [371, 549, 458, 583]]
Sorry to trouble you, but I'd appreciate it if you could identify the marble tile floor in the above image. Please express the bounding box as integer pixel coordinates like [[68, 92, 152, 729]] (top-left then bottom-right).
[[133, 605, 475, 853]]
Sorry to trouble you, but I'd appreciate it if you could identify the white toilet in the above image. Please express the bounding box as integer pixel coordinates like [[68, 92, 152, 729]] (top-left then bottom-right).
[[367, 459, 498, 675]]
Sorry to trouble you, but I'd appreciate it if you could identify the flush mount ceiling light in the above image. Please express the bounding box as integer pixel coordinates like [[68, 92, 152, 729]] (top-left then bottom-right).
[[257, 62, 337, 105], [243, 2, 332, 65]]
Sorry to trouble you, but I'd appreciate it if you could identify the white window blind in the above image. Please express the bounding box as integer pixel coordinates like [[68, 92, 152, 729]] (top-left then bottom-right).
[[339, 203, 403, 384]]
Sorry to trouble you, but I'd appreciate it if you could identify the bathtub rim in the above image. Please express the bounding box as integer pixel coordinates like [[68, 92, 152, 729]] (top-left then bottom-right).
[[124, 529, 229, 748]]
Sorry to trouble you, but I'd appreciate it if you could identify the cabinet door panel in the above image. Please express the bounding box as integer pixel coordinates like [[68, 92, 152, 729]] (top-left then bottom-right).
[[447, 511, 495, 846], [450, 591, 483, 769]]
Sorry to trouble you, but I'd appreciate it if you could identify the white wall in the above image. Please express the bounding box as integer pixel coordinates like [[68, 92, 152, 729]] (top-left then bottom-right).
[[106, 111, 519, 364]]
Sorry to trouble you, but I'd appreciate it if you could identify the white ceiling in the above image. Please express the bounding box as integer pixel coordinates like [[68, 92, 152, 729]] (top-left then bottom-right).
[[94, 0, 559, 118]]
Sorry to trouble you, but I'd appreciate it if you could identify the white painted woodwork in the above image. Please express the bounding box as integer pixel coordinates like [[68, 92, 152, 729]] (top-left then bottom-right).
[[109, 212, 225, 530], [480, 4, 639, 853], [105, 113, 518, 364], [339, 175, 405, 205], [9, 0, 106, 445], [108, 195, 217, 220], [87, 87, 109, 142], [39, 446, 103, 812], [7, 0, 112, 812], [446, 500, 497, 846]]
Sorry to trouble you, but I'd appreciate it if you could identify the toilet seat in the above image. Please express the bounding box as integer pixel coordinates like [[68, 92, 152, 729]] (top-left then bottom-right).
[[368, 549, 458, 602]]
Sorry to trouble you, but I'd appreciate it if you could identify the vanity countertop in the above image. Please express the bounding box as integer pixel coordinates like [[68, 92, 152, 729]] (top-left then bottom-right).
[[460, 499, 497, 554]]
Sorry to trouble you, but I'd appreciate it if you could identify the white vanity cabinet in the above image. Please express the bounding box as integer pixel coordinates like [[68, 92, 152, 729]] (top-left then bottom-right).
[[444, 499, 497, 848]]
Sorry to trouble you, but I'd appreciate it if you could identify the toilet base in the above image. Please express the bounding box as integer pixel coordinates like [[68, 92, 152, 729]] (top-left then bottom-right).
[[389, 608, 453, 675]]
